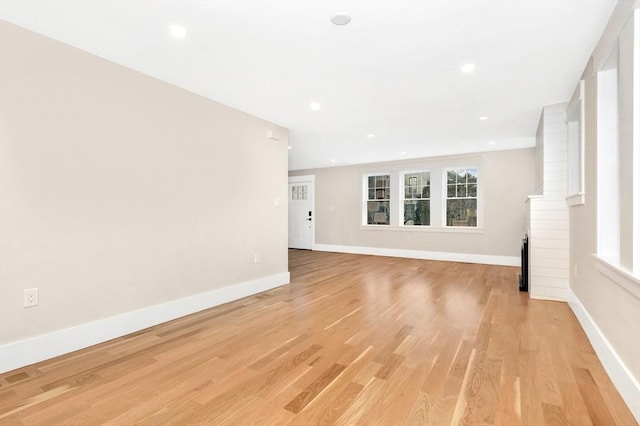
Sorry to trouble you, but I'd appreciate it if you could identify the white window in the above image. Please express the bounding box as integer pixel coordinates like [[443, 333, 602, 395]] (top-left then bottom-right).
[[291, 185, 308, 200], [401, 171, 430, 226], [364, 174, 390, 225], [596, 8, 640, 278], [597, 47, 620, 264], [567, 80, 585, 205], [594, 9, 640, 286], [445, 168, 478, 227], [361, 165, 480, 230]]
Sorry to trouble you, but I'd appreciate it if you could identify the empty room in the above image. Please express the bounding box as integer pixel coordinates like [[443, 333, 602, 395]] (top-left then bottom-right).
[[0, 1, 638, 424]]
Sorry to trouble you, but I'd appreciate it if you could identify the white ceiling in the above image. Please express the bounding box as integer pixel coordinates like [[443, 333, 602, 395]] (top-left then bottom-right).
[[0, 1, 618, 170]]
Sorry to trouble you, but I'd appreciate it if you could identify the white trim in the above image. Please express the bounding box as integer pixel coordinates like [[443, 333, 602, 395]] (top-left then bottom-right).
[[359, 225, 483, 234], [312, 243, 519, 266], [442, 166, 482, 229], [529, 286, 569, 301], [399, 169, 432, 227], [288, 175, 315, 184], [0, 272, 290, 374], [362, 172, 392, 226], [593, 254, 640, 299], [566, 192, 585, 206], [566, 80, 585, 203], [568, 289, 640, 423], [634, 7, 640, 275]]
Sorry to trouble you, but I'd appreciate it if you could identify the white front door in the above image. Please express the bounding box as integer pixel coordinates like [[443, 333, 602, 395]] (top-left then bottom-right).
[[288, 179, 314, 250]]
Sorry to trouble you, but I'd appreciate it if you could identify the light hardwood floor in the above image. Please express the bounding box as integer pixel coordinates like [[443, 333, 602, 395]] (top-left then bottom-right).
[[0, 250, 636, 425]]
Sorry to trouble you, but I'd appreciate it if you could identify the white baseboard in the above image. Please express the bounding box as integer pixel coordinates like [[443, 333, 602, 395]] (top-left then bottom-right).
[[0, 272, 290, 374], [568, 289, 640, 423], [313, 243, 520, 266], [529, 285, 569, 302]]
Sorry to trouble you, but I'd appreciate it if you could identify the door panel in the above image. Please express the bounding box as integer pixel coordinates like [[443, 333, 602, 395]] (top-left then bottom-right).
[[288, 181, 313, 249]]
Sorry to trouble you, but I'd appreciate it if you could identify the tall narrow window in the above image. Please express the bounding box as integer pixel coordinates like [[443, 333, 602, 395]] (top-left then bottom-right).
[[446, 168, 478, 227], [597, 48, 620, 263], [366, 174, 390, 225], [402, 172, 430, 226], [567, 80, 585, 205]]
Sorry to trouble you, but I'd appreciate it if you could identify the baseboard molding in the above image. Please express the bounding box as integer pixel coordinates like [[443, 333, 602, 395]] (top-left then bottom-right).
[[568, 289, 640, 423], [0, 272, 290, 374], [313, 243, 520, 266], [529, 285, 568, 302]]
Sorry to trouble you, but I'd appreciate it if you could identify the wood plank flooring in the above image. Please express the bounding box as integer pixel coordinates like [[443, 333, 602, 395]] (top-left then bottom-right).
[[0, 250, 636, 425]]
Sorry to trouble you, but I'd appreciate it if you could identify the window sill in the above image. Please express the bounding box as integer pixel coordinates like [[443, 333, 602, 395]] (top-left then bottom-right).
[[567, 193, 585, 206], [593, 254, 640, 299], [360, 225, 484, 234]]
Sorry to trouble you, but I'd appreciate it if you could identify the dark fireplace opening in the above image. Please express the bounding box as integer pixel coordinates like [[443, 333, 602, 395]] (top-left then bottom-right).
[[519, 234, 529, 292]]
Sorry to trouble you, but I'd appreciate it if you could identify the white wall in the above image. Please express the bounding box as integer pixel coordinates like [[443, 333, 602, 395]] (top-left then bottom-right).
[[0, 21, 289, 359], [567, 1, 640, 420], [291, 148, 535, 264], [527, 104, 571, 301]]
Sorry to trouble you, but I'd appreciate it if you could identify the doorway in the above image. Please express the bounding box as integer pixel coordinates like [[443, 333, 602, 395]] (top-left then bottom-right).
[[288, 175, 314, 250]]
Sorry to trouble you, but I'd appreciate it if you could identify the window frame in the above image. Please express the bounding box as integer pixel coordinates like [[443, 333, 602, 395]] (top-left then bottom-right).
[[360, 164, 482, 232], [400, 170, 431, 227], [362, 173, 391, 226], [443, 167, 479, 228], [567, 80, 586, 206], [596, 45, 621, 266]]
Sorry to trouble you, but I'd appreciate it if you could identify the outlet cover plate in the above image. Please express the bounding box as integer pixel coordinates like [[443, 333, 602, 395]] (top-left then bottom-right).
[[24, 288, 38, 307]]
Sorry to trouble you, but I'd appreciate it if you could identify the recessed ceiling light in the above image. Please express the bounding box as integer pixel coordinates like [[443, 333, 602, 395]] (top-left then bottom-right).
[[367, 133, 375, 139], [400, 151, 406, 155], [331, 13, 351, 26], [309, 102, 321, 111], [169, 24, 187, 39], [479, 116, 488, 120], [461, 63, 475, 73], [288, 146, 292, 150], [488, 141, 496, 145], [330, 158, 336, 163]]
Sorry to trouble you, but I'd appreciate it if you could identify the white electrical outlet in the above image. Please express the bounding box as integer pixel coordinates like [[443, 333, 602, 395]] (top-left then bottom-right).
[[254, 253, 261, 264], [24, 288, 38, 307]]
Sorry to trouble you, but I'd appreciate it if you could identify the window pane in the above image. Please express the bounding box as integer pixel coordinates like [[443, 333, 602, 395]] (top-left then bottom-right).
[[445, 169, 478, 226], [423, 186, 430, 198], [446, 199, 477, 227], [403, 172, 429, 203], [405, 174, 416, 186], [365, 174, 390, 225], [367, 201, 389, 225], [404, 200, 430, 226], [368, 175, 390, 200]]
